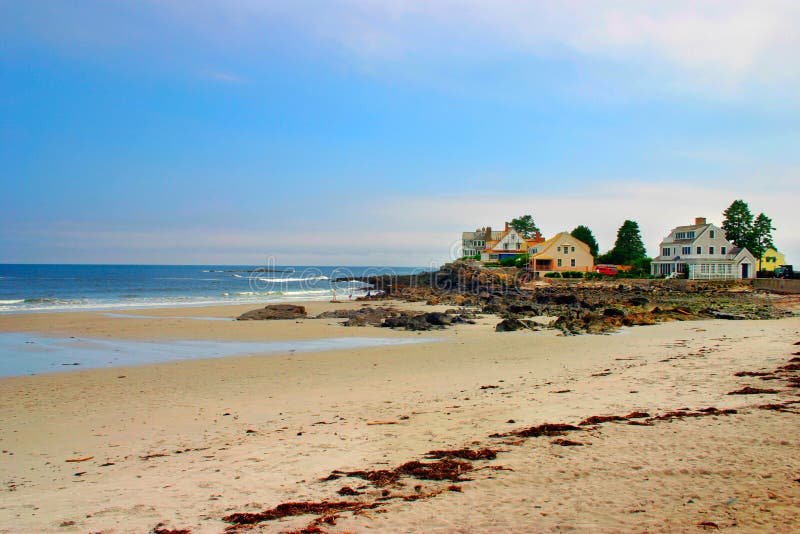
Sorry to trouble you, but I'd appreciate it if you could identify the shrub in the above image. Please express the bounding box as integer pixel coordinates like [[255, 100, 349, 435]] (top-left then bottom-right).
[[499, 257, 517, 267], [544, 272, 561, 278], [561, 271, 583, 279], [514, 255, 529, 268]]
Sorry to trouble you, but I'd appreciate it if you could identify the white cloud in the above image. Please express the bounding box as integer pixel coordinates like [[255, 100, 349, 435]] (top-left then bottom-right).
[[8, 1, 800, 93]]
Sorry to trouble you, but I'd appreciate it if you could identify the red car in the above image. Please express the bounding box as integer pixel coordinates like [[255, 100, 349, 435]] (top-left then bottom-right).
[[594, 265, 618, 276]]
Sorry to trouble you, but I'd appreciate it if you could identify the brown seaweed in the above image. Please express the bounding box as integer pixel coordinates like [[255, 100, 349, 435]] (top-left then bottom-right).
[[727, 387, 780, 395]]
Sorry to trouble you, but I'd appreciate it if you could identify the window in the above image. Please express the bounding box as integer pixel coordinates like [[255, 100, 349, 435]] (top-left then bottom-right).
[[564, 247, 568, 255], [687, 231, 695, 238], [767, 256, 775, 263], [710, 230, 715, 238], [682, 246, 691, 255], [662, 247, 671, 256], [709, 246, 715, 255], [557, 246, 561, 252], [570, 258, 576, 267], [697, 246, 702, 254], [557, 258, 562, 267], [571, 246, 575, 252], [675, 232, 685, 239], [721, 246, 726, 255]]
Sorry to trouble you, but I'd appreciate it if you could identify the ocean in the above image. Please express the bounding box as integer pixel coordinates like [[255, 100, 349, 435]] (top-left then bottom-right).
[[0, 264, 430, 314]]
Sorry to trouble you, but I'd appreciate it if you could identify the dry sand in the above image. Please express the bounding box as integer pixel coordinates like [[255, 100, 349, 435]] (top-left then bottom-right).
[[0, 301, 799, 533]]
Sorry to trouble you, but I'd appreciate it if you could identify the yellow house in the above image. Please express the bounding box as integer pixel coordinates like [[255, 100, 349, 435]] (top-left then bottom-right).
[[758, 247, 785, 272], [529, 232, 594, 273]]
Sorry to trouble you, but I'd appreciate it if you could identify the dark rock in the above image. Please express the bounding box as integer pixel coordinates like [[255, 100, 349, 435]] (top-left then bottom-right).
[[237, 304, 307, 321], [495, 318, 529, 332], [603, 308, 626, 318]]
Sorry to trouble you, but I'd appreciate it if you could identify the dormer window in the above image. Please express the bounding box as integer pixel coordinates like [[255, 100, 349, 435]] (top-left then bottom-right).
[[687, 231, 695, 238]]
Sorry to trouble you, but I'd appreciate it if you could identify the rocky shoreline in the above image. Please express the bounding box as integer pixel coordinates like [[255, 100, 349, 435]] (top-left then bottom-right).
[[284, 261, 794, 335]]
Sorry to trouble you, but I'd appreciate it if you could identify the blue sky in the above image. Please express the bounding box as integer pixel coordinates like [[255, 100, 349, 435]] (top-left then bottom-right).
[[2, 1, 799, 265]]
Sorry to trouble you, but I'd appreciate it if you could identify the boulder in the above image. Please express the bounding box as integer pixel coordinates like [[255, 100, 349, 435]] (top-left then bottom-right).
[[495, 318, 529, 332], [237, 304, 307, 321]]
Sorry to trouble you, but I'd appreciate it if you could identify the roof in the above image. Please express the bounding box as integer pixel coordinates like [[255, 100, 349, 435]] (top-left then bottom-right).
[[528, 232, 591, 258], [672, 223, 709, 232]]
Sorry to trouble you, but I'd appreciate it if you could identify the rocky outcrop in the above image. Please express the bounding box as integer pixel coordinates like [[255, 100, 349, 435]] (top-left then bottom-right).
[[237, 304, 307, 321], [315, 307, 400, 326]]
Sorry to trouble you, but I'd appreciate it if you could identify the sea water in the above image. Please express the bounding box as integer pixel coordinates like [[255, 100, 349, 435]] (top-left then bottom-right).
[[0, 264, 431, 313]]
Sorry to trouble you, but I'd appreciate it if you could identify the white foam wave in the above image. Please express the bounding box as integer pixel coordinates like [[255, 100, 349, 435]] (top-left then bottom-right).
[[255, 276, 330, 283], [0, 299, 23, 305]]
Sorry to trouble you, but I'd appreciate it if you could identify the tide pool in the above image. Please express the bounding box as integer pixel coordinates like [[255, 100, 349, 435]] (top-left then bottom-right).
[[0, 333, 436, 377]]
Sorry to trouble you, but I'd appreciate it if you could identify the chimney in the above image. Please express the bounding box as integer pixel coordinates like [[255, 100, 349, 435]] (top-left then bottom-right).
[[695, 217, 706, 225], [485, 227, 492, 240], [504, 221, 509, 232], [534, 231, 541, 241]]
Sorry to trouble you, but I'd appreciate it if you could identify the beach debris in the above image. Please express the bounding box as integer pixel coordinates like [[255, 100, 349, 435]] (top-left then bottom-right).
[[237, 304, 307, 321], [734, 371, 773, 377], [480, 385, 499, 390], [151, 523, 191, 534], [501, 423, 582, 438], [425, 448, 498, 461], [336, 486, 362, 496], [366, 421, 397, 425], [550, 439, 585, 446], [552, 389, 572, 394], [697, 521, 720, 530], [223, 501, 373, 529], [65, 456, 94, 463], [727, 387, 780, 395], [141, 453, 170, 460], [579, 412, 650, 426], [646, 407, 737, 423]]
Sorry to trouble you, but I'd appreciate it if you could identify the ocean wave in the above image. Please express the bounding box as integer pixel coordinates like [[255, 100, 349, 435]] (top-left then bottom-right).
[[0, 299, 23, 305], [255, 275, 330, 283]]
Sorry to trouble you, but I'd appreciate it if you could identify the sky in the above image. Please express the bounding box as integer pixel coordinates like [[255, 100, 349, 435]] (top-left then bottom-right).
[[1, 0, 799, 266]]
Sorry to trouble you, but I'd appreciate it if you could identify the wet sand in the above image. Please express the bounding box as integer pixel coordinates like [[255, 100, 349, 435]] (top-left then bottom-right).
[[0, 302, 798, 532]]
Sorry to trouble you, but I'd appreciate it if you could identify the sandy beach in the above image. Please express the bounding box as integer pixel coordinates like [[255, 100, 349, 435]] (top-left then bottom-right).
[[1, 301, 799, 533]]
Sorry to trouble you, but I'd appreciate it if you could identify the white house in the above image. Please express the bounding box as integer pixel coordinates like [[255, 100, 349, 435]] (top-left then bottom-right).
[[651, 217, 756, 280], [462, 227, 503, 258], [479, 223, 544, 262]]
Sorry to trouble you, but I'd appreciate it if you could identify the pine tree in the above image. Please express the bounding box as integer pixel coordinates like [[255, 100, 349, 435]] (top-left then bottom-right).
[[510, 215, 540, 238], [570, 225, 599, 257], [721, 200, 753, 248], [610, 220, 647, 264], [749, 213, 775, 260]]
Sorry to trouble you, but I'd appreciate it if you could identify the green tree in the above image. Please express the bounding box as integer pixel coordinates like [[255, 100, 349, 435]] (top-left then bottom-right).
[[570, 225, 599, 257], [722, 199, 754, 247], [609, 220, 647, 265], [722, 199, 775, 259], [510, 215, 540, 238], [748, 213, 775, 260]]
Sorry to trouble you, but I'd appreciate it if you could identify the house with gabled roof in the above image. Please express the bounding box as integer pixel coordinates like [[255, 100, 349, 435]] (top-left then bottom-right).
[[650, 217, 756, 279], [480, 222, 544, 262], [462, 227, 504, 258], [528, 232, 594, 274]]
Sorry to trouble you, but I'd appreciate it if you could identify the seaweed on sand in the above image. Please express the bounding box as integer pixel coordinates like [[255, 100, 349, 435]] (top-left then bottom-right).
[[425, 448, 498, 460]]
